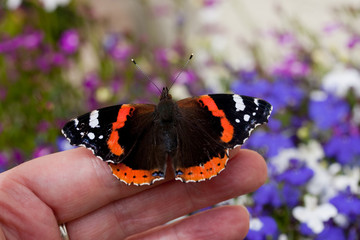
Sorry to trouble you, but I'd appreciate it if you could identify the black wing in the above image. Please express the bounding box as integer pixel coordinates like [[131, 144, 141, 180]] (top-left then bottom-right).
[[173, 94, 272, 182]]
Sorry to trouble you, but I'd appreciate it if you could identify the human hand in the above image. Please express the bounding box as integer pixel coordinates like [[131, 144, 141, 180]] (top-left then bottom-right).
[[0, 147, 267, 240]]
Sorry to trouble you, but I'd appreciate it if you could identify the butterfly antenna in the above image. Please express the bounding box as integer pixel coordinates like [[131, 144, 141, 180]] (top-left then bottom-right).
[[131, 58, 162, 94], [169, 53, 194, 90]]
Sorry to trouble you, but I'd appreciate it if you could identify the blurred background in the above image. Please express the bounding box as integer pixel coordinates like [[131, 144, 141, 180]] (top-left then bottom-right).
[[1, 0, 360, 239]]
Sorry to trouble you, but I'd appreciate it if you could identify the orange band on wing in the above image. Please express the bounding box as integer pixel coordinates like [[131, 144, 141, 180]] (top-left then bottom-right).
[[109, 163, 164, 185], [107, 105, 134, 156], [175, 153, 228, 182], [198, 96, 234, 143]]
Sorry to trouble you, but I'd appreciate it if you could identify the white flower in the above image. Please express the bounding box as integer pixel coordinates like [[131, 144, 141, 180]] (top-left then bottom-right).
[[353, 104, 360, 124], [6, 0, 22, 9], [269, 140, 324, 174], [332, 166, 360, 194], [322, 65, 360, 97], [293, 195, 338, 234], [6, 0, 71, 11], [249, 218, 263, 231], [39, 0, 71, 12]]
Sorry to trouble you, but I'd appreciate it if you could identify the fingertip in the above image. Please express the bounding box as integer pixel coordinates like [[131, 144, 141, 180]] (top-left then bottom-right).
[[228, 148, 268, 191]]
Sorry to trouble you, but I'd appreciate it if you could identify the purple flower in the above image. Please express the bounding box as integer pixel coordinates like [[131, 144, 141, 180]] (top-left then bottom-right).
[[0, 35, 22, 53], [247, 216, 279, 240], [146, 79, 164, 95], [272, 53, 310, 77], [0, 87, 7, 100], [274, 32, 295, 45], [324, 133, 360, 165], [111, 77, 124, 93], [154, 48, 170, 67], [52, 52, 67, 66], [110, 45, 132, 61], [347, 35, 360, 49], [33, 145, 54, 158], [36, 52, 53, 72], [329, 188, 360, 218], [59, 29, 79, 54], [173, 70, 197, 85], [103, 33, 119, 52], [12, 149, 24, 164], [309, 94, 349, 130], [203, 0, 220, 7], [21, 31, 43, 50], [83, 73, 100, 91], [0, 153, 8, 172], [253, 182, 282, 208], [316, 226, 346, 240], [277, 158, 314, 186], [323, 22, 343, 34], [37, 121, 51, 132]]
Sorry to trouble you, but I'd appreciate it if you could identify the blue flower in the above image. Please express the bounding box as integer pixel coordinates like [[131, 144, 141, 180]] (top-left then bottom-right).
[[253, 182, 282, 208], [232, 75, 304, 115], [246, 216, 279, 240], [324, 134, 360, 165], [329, 187, 360, 218], [309, 93, 349, 130], [348, 227, 359, 240], [270, 78, 304, 109], [281, 184, 301, 207], [231, 78, 271, 99], [57, 137, 76, 151], [277, 158, 314, 186], [316, 226, 346, 240], [299, 223, 314, 236], [244, 131, 294, 158]]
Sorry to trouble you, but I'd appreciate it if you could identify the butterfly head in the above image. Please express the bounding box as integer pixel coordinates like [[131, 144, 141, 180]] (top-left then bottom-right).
[[160, 87, 172, 101]]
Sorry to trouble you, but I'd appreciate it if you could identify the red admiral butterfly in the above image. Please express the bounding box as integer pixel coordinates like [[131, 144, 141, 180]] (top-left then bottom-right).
[[62, 86, 272, 186]]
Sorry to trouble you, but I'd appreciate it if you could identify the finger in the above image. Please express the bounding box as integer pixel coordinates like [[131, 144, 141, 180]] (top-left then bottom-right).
[[66, 149, 266, 239], [128, 206, 250, 240], [6, 148, 156, 222]]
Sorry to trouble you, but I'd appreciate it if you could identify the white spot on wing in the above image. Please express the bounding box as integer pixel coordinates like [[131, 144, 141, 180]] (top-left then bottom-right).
[[87, 132, 95, 140], [74, 118, 79, 126], [89, 110, 100, 128], [254, 98, 259, 106], [233, 94, 245, 111], [235, 119, 240, 123], [244, 114, 250, 122], [99, 135, 104, 139]]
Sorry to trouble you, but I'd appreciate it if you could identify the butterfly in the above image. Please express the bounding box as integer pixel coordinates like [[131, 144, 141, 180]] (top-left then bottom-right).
[[62, 86, 272, 186]]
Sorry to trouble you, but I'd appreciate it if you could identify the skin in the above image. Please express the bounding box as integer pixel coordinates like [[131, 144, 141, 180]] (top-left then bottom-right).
[[0, 147, 267, 240]]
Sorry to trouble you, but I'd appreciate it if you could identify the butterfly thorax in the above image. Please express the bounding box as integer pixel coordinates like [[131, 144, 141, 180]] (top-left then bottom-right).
[[153, 87, 179, 153], [156, 87, 178, 123]]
